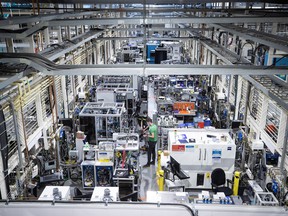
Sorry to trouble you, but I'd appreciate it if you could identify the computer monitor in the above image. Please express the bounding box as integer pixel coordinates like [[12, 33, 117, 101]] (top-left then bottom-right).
[[170, 156, 190, 180], [231, 120, 242, 129], [170, 156, 180, 175], [59, 118, 73, 129], [45, 160, 56, 170]]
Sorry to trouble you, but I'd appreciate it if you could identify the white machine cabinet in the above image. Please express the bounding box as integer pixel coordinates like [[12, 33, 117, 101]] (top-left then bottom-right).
[[90, 187, 119, 202], [168, 129, 236, 189], [38, 186, 70, 201]]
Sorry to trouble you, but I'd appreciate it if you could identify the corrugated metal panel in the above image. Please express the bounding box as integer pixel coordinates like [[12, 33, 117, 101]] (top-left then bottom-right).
[[264, 102, 281, 143], [249, 87, 264, 124], [274, 107, 286, 150], [40, 77, 53, 122], [2, 105, 17, 159], [54, 76, 64, 113], [239, 77, 248, 118], [22, 100, 38, 138]]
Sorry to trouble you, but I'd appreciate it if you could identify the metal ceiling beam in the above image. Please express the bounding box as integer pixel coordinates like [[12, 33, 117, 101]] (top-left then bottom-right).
[[194, 29, 288, 111], [212, 24, 288, 53], [186, 29, 251, 65], [93, 37, 196, 41], [2, 5, 288, 15], [32, 64, 288, 76], [91, 8, 288, 14], [49, 16, 288, 26], [113, 27, 212, 31], [0, 72, 25, 90], [268, 75, 288, 89], [0, 25, 209, 40], [0, 58, 47, 73], [243, 75, 288, 111], [41, 30, 104, 61], [251, 76, 288, 102], [8, 0, 288, 4], [1, 55, 286, 76], [200, 39, 251, 65], [0, 11, 97, 26], [3, 7, 288, 16]]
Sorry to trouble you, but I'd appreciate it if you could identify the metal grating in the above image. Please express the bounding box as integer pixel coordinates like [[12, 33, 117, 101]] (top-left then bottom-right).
[[251, 76, 288, 103], [40, 78, 53, 122], [23, 100, 38, 138], [81, 75, 86, 82], [239, 77, 248, 119], [2, 105, 17, 159], [229, 75, 236, 105], [218, 23, 288, 50], [277, 24, 288, 38], [74, 75, 79, 88], [277, 110, 287, 150], [265, 102, 281, 143], [66, 75, 73, 96], [249, 87, 264, 123], [54, 76, 64, 111]]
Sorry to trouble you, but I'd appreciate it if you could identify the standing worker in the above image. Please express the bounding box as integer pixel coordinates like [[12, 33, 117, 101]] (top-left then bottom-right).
[[143, 117, 158, 168]]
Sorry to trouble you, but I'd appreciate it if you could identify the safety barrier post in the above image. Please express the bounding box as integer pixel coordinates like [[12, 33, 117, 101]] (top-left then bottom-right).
[[233, 171, 240, 195], [157, 150, 162, 173], [159, 170, 164, 191]]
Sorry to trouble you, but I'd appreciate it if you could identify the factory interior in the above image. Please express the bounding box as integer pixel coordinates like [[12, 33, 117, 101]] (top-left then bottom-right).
[[0, 0, 288, 215]]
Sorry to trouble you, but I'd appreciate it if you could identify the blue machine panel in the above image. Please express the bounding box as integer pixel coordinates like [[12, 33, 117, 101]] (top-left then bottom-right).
[[146, 43, 159, 64], [95, 165, 113, 186], [82, 163, 95, 188], [264, 55, 288, 82]]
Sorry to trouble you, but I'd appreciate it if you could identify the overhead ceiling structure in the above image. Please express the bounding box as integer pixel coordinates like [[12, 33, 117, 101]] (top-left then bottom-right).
[[45, 16, 288, 26], [211, 24, 288, 53], [7, 0, 288, 4], [0, 63, 30, 90], [1, 1, 288, 205], [0, 1, 287, 97]]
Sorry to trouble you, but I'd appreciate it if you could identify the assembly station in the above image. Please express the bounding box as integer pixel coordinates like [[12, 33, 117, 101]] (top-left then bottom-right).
[[0, 1, 288, 216]]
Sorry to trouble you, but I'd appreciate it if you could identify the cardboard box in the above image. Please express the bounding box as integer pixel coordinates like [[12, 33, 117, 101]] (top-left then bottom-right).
[[163, 150, 170, 156]]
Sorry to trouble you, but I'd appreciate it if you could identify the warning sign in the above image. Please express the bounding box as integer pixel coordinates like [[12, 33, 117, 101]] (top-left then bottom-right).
[[186, 145, 195, 152], [172, 145, 185, 152]]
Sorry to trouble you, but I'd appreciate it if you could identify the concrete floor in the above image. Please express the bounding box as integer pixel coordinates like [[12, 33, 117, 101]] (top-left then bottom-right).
[[139, 81, 159, 200], [138, 150, 158, 201]]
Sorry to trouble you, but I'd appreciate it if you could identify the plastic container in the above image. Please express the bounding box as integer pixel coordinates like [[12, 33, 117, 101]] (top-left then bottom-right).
[[185, 122, 194, 128], [204, 119, 211, 127], [198, 122, 204, 128], [178, 123, 186, 128]]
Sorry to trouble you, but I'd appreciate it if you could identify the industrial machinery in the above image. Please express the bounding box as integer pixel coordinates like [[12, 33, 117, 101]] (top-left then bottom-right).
[[38, 186, 70, 201], [157, 115, 177, 127], [113, 133, 139, 198], [157, 99, 174, 116], [99, 76, 132, 84], [95, 162, 113, 186], [116, 43, 142, 63], [79, 102, 126, 144], [96, 83, 137, 117], [36, 147, 63, 183], [81, 160, 96, 189], [97, 141, 114, 162], [167, 129, 236, 189], [90, 187, 119, 201], [114, 133, 139, 170]]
